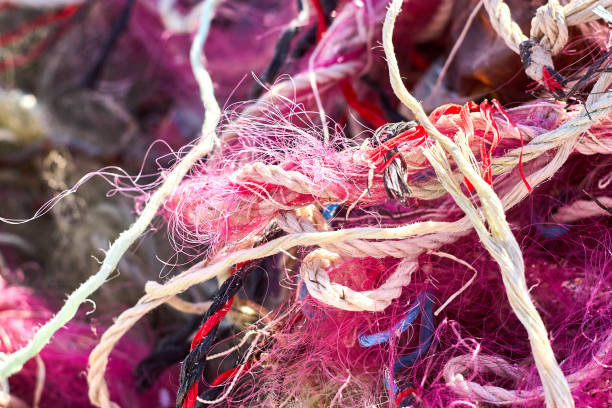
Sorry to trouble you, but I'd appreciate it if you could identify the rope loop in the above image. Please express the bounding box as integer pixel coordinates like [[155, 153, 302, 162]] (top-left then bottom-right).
[[300, 248, 416, 312]]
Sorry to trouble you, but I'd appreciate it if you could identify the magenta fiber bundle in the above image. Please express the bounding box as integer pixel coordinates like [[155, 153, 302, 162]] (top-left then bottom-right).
[[0, 277, 175, 408], [157, 100, 612, 408]]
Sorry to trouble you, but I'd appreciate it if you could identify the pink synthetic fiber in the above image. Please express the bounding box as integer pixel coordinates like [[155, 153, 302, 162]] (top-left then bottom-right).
[[216, 258, 430, 407], [161, 99, 606, 254], [416, 223, 612, 407], [155, 92, 612, 406], [0, 276, 175, 408], [215, 160, 612, 407]]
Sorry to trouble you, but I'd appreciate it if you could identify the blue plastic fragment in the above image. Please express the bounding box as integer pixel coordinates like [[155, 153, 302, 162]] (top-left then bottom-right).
[[297, 279, 317, 319], [393, 292, 435, 371], [536, 222, 571, 239], [358, 302, 421, 347], [322, 204, 340, 220], [384, 368, 399, 393]]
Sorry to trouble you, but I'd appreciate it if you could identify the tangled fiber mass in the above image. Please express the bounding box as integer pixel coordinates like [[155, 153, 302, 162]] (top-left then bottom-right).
[[0, 0, 612, 407]]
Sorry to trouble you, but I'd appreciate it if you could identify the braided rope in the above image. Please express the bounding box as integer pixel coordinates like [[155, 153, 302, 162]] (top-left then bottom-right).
[[87, 141, 612, 406], [483, 0, 612, 82], [275, 209, 464, 259], [221, 98, 612, 217], [444, 330, 612, 405], [87, 217, 454, 407], [384, 1, 574, 406], [232, 162, 342, 201], [300, 248, 416, 311], [492, 94, 612, 172], [553, 196, 612, 223], [176, 263, 252, 408], [84, 1, 612, 406]]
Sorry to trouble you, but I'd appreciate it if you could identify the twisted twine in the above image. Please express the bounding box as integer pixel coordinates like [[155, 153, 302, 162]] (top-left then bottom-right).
[[443, 331, 612, 405], [483, 0, 612, 82]]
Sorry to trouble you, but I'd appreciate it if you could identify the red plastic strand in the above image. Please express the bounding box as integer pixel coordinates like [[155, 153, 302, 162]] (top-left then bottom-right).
[[210, 361, 255, 387], [394, 388, 417, 407], [0, 5, 78, 47], [542, 66, 564, 93], [182, 261, 248, 408], [340, 80, 387, 128]]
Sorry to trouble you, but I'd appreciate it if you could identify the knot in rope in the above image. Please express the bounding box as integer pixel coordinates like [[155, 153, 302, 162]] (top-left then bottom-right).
[[530, 0, 568, 56], [518, 0, 568, 85], [519, 39, 555, 83]]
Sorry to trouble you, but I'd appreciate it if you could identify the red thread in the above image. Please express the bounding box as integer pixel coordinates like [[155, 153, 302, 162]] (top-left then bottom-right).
[[210, 361, 255, 387], [340, 80, 387, 128], [479, 100, 501, 185], [394, 388, 417, 407], [459, 103, 477, 193], [183, 261, 248, 408], [367, 125, 428, 168], [464, 177, 475, 193], [430, 102, 479, 124], [190, 298, 235, 349], [183, 385, 198, 408], [541, 66, 563, 93], [517, 133, 531, 192], [492, 100, 531, 192], [0, 5, 78, 47]]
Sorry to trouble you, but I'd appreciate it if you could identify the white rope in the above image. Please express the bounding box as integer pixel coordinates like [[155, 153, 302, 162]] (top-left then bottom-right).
[[384, 1, 574, 407], [300, 248, 416, 311], [483, 0, 612, 82], [444, 330, 612, 404]]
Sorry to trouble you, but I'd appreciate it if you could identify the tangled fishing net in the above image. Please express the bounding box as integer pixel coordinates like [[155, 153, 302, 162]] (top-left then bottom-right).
[[0, 0, 611, 407]]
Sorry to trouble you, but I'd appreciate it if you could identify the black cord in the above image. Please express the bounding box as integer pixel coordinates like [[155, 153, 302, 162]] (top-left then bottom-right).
[[252, 0, 340, 98], [134, 315, 202, 390], [176, 265, 253, 407], [249, 26, 300, 99], [82, 0, 136, 88], [193, 387, 223, 408]]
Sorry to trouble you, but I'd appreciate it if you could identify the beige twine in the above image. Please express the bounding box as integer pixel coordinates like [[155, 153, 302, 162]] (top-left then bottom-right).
[[483, 0, 612, 82], [87, 73, 612, 408], [300, 248, 416, 311], [443, 331, 612, 404], [385, 0, 574, 407]]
